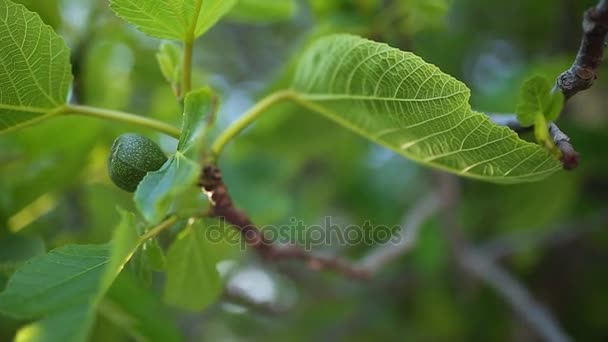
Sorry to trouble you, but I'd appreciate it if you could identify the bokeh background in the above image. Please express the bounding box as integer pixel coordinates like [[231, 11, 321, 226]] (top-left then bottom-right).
[[1, 0, 607, 341]]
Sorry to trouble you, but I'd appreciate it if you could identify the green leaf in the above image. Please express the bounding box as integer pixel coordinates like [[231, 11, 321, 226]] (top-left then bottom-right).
[[13, 306, 93, 342], [164, 219, 222, 311], [178, 87, 218, 156], [110, 0, 237, 41], [0, 0, 72, 134], [0, 244, 111, 318], [401, 0, 450, 33], [100, 209, 140, 291], [516, 75, 564, 127], [291, 35, 561, 183], [134, 152, 200, 224], [156, 41, 183, 94], [0, 210, 142, 342], [0, 234, 45, 288], [141, 237, 167, 271], [135, 89, 216, 223], [0, 234, 45, 264], [99, 273, 183, 342], [228, 0, 296, 23]]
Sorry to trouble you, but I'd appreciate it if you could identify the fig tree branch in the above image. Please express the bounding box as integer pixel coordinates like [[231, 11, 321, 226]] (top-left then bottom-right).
[[488, 0, 608, 170], [199, 165, 369, 280], [556, 0, 608, 99], [489, 114, 580, 170]]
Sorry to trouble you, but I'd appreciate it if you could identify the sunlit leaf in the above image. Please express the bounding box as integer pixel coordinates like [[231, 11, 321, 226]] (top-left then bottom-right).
[[0, 0, 72, 134], [110, 0, 237, 40], [164, 219, 222, 311], [291, 35, 561, 183], [228, 0, 296, 23]]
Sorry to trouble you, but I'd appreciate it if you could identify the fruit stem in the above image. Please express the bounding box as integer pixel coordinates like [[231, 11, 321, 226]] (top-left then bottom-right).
[[63, 105, 181, 138]]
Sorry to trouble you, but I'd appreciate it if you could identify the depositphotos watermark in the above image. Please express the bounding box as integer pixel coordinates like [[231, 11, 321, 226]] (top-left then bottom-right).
[[204, 217, 404, 251]]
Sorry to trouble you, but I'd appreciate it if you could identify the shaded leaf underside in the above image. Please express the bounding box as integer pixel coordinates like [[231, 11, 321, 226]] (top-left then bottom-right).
[[292, 35, 561, 183]]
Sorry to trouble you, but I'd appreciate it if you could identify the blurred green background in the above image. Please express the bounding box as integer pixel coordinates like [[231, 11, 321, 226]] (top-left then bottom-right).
[[1, 0, 607, 341]]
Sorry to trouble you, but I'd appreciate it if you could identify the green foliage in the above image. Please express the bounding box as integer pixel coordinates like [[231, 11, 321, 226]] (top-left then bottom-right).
[[0, 244, 111, 319], [134, 153, 200, 224], [156, 42, 184, 95], [228, 0, 297, 23], [0, 0, 72, 134], [291, 34, 561, 183], [108, 134, 168, 192], [100, 274, 182, 342], [403, 0, 451, 33], [177, 88, 218, 157], [134, 89, 216, 223], [2, 1, 606, 340], [109, 0, 237, 40], [0, 210, 141, 342], [516, 75, 564, 126], [516, 75, 564, 150], [164, 219, 222, 311]]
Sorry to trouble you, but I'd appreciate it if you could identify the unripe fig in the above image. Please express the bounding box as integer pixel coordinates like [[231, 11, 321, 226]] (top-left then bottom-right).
[[108, 133, 168, 192]]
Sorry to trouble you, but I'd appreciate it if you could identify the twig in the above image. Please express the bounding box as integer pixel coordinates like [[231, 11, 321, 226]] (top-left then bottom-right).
[[556, 0, 608, 99], [199, 165, 370, 280], [489, 114, 580, 170], [460, 250, 571, 342], [434, 173, 572, 342], [487, 0, 608, 170], [549, 123, 580, 170], [359, 192, 440, 273]]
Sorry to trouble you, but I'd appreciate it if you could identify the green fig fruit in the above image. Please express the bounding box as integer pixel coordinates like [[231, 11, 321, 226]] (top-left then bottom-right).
[[108, 133, 168, 192]]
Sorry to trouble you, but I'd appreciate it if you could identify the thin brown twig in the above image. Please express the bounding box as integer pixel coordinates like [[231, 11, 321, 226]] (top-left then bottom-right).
[[199, 165, 370, 280], [487, 0, 608, 170], [488, 115, 580, 170]]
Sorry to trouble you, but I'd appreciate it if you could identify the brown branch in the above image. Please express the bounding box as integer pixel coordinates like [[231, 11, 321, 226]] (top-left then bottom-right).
[[489, 114, 580, 170], [486, 0, 608, 170], [556, 0, 608, 99], [199, 165, 370, 280]]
